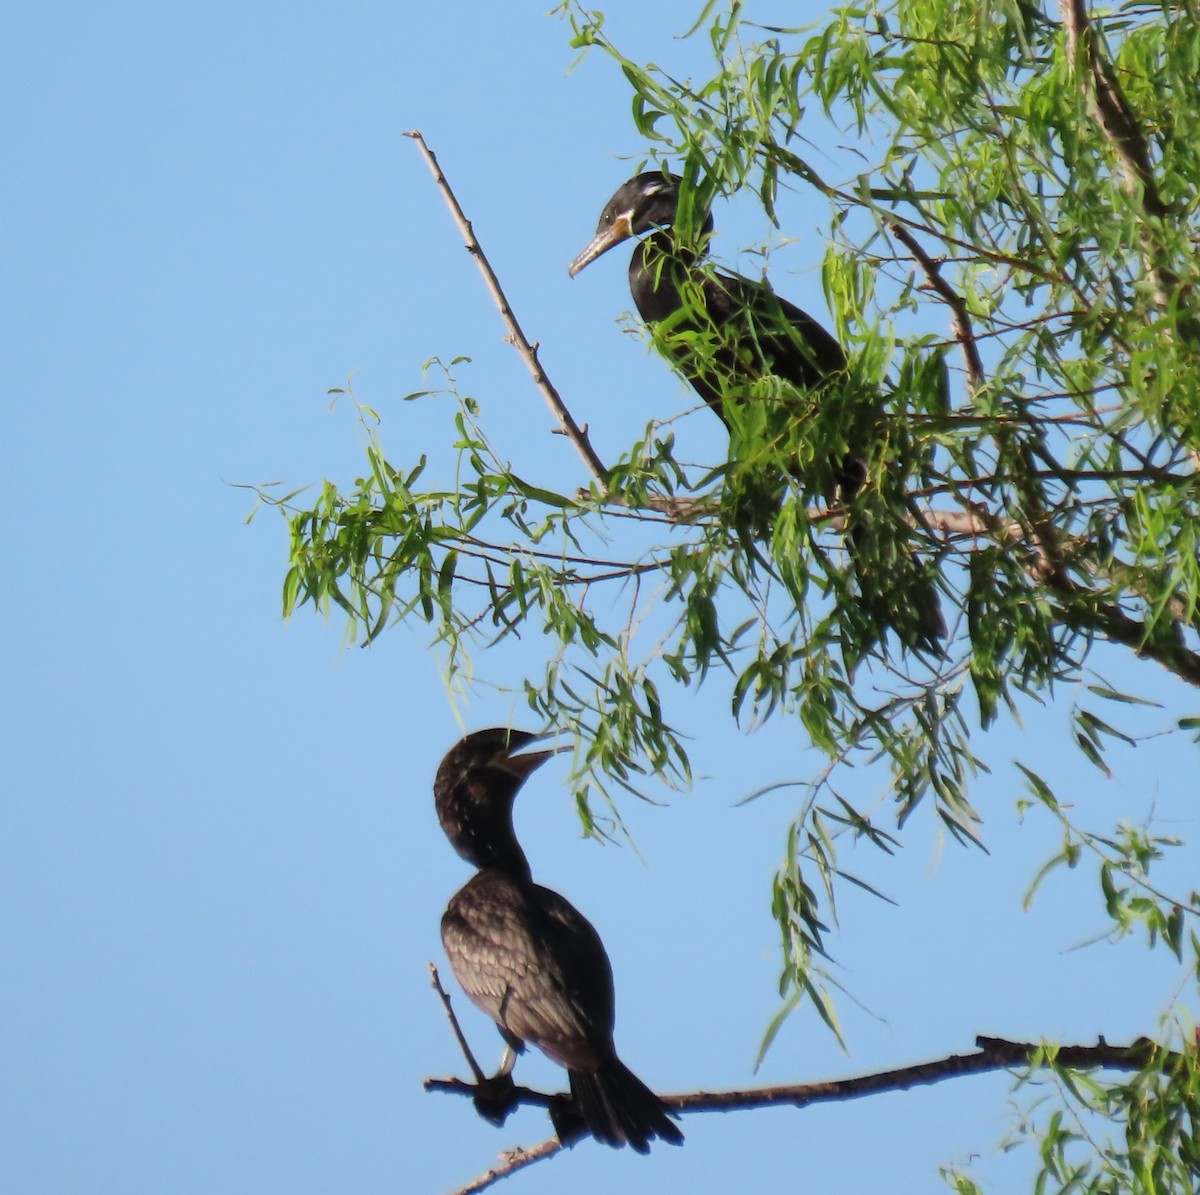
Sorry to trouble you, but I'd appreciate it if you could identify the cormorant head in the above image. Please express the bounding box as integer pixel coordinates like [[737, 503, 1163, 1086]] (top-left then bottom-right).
[[569, 171, 704, 277], [433, 728, 565, 873]]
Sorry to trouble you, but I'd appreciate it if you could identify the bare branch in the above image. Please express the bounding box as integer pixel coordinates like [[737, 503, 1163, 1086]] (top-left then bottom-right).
[[673, 1035, 1168, 1114], [429, 963, 486, 1084], [427, 1034, 1175, 1125], [448, 1139, 565, 1195], [404, 131, 610, 486]]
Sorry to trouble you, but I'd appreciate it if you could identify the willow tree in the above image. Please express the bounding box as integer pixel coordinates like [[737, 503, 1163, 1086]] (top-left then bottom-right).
[[260, 1, 1200, 1188]]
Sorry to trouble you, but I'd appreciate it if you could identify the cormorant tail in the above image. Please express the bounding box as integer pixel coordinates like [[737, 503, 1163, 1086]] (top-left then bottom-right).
[[568, 1060, 684, 1153]]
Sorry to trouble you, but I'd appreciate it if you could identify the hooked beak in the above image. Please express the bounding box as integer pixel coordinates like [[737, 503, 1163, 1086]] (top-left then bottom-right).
[[497, 731, 571, 779], [567, 211, 635, 277]]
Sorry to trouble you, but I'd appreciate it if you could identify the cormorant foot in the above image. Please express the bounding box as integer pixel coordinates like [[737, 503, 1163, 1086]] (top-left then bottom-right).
[[470, 1071, 519, 1127]]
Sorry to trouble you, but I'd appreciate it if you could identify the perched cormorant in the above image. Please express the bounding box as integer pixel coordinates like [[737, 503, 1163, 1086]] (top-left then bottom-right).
[[569, 171, 944, 650], [569, 172, 848, 430], [434, 728, 683, 1153]]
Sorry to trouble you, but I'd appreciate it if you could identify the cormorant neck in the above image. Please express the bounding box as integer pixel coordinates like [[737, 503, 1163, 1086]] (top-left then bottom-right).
[[437, 770, 533, 881], [463, 818, 531, 879], [629, 230, 701, 324]]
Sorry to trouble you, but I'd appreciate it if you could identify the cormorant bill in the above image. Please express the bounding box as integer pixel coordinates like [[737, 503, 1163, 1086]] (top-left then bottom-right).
[[434, 728, 683, 1153]]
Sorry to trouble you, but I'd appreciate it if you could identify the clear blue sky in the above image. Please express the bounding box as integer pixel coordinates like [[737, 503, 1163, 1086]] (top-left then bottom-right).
[[3, 3, 1196, 1193]]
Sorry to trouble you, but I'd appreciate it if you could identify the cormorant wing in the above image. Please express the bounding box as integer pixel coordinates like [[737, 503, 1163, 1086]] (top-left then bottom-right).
[[442, 871, 618, 1073]]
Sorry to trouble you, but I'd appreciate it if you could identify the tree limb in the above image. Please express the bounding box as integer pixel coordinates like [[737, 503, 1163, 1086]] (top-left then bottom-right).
[[1058, 0, 1178, 312], [425, 1035, 1189, 1189], [426, 1032, 1176, 1123], [1047, 586, 1200, 686], [1059, 0, 1167, 221], [404, 130, 611, 486]]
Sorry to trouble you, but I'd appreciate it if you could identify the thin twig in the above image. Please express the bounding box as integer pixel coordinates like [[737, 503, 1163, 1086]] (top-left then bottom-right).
[[404, 131, 610, 486], [450, 1138, 565, 1195], [429, 963, 486, 1084], [889, 222, 986, 395]]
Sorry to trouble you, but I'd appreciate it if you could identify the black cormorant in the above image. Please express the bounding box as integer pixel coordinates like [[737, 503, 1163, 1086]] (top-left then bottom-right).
[[569, 171, 944, 650], [569, 172, 847, 433], [434, 727, 683, 1153]]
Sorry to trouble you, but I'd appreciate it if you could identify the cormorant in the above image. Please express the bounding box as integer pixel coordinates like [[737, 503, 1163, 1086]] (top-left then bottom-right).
[[568, 171, 849, 437], [569, 171, 944, 650], [434, 727, 683, 1153]]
